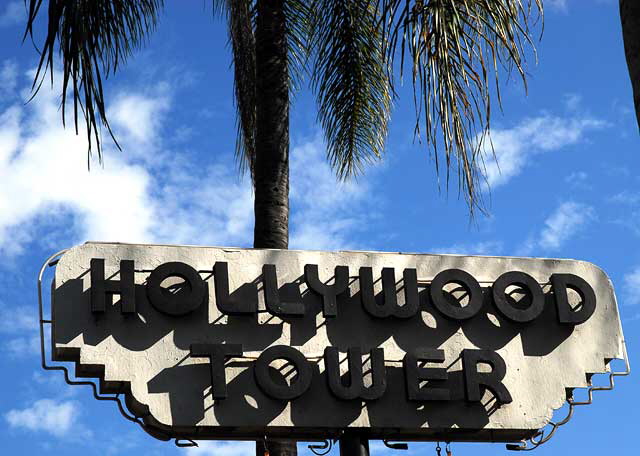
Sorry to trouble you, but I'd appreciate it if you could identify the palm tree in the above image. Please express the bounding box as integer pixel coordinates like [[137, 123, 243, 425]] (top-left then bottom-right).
[[621, 0, 640, 131], [24, 0, 542, 455]]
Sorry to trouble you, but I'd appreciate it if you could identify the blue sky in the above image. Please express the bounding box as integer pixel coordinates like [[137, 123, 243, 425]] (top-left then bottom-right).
[[0, 0, 637, 455]]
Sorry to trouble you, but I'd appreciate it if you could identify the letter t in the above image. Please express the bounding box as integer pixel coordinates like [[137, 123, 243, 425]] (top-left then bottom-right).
[[190, 344, 243, 400]]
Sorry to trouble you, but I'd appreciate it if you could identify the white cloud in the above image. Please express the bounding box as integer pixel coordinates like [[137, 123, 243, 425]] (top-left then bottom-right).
[[607, 179, 640, 232], [149, 162, 254, 248], [0, 302, 40, 357], [186, 441, 255, 456], [431, 240, 503, 256], [0, 63, 376, 257], [110, 87, 171, 146], [539, 202, 595, 250], [608, 190, 640, 205], [0, 1, 23, 27], [563, 93, 582, 111], [0, 303, 37, 334], [482, 115, 605, 188], [547, 0, 569, 11], [0, 89, 155, 252], [624, 312, 640, 322], [289, 136, 374, 250], [0, 60, 18, 99], [623, 266, 640, 306], [4, 334, 40, 357], [5, 399, 80, 437], [608, 192, 640, 237], [564, 171, 590, 189], [519, 201, 595, 255], [0, 103, 20, 160], [0, 69, 251, 253]]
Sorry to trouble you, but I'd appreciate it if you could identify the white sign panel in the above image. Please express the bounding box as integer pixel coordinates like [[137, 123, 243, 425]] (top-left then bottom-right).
[[49, 242, 628, 443]]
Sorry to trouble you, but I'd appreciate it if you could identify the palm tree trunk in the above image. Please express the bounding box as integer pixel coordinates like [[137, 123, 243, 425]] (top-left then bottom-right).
[[254, 0, 295, 455], [621, 0, 640, 132], [256, 439, 298, 456], [253, 0, 290, 250]]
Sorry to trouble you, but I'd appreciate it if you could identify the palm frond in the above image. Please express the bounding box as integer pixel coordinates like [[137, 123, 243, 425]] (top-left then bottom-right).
[[210, 0, 227, 17], [283, 0, 313, 92], [310, 0, 392, 179], [215, 0, 311, 180], [379, 0, 542, 213], [216, 0, 258, 179], [24, 0, 164, 163]]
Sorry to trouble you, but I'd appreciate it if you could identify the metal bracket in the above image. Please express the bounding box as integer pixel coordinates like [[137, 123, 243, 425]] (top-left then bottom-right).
[[37, 249, 195, 448], [308, 439, 333, 455], [175, 439, 198, 447], [506, 354, 630, 451], [383, 440, 409, 450]]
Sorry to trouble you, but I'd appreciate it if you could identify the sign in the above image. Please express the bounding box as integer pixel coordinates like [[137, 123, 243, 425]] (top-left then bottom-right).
[[49, 242, 628, 444]]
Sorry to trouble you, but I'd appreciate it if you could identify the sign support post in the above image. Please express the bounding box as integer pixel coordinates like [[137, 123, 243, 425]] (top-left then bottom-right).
[[257, 439, 297, 456], [339, 435, 369, 456]]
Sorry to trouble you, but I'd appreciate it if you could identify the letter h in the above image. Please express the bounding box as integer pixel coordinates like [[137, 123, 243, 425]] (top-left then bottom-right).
[[90, 258, 136, 314]]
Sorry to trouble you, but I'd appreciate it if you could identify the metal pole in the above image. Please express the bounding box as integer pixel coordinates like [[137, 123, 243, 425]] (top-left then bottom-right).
[[339, 435, 369, 456]]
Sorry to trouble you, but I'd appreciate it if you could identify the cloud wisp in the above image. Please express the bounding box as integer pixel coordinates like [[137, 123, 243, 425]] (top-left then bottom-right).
[[539, 201, 595, 250], [0, 1, 23, 28], [4, 399, 82, 438], [0, 302, 40, 357], [519, 201, 595, 255], [623, 266, 640, 307], [0, 60, 18, 99], [430, 240, 503, 256], [546, 0, 569, 11], [481, 114, 606, 189], [0, 64, 376, 257], [564, 171, 590, 189], [289, 136, 374, 251]]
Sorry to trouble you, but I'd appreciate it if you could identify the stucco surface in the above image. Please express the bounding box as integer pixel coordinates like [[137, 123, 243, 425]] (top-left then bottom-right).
[[51, 242, 628, 441]]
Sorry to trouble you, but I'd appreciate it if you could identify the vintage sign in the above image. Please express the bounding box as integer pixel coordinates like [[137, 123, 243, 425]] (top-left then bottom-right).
[[48, 242, 628, 444]]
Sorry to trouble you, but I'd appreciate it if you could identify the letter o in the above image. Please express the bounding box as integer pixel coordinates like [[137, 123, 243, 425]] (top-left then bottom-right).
[[146, 262, 206, 316], [492, 271, 545, 323], [430, 269, 483, 321], [254, 346, 312, 400]]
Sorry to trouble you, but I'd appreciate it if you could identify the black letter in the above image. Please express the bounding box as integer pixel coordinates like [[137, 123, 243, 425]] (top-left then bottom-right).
[[304, 265, 349, 317], [190, 343, 243, 399], [430, 269, 484, 321], [462, 349, 512, 404], [146, 262, 206, 316], [403, 349, 449, 401], [324, 347, 386, 400], [360, 267, 419, 319], [551, 273, 596, 325], [263, 264, 305, 317], [214, 262, 258, 315], [254, 346, 312, 400], [492, 271, 545, 323], [90, 258, 135, 314]]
